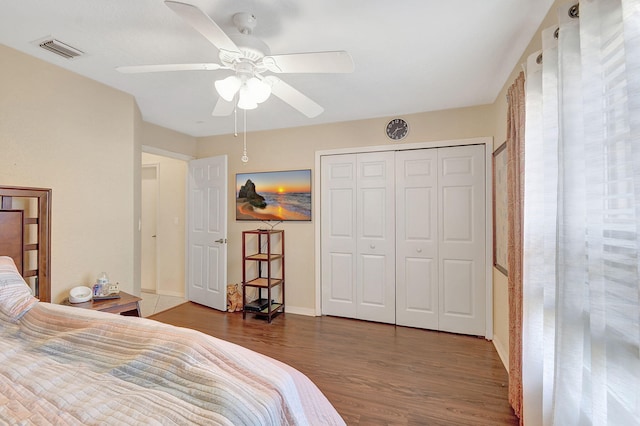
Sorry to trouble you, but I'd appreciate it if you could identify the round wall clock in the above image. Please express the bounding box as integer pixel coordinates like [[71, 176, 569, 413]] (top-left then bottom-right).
[[385, 118, 409, 140]]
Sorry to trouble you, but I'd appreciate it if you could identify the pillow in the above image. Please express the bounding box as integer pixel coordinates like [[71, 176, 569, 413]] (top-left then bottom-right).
[[0, 256, 38, 320]]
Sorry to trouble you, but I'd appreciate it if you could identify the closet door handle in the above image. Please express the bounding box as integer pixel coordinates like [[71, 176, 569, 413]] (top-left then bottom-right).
[[370, 244, 375, 249], [416, 248, 422, 253]]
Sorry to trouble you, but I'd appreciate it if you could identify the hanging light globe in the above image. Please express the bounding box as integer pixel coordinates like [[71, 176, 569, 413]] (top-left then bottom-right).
[[246, 77, 271, 104], [214, 75, 241, 101]]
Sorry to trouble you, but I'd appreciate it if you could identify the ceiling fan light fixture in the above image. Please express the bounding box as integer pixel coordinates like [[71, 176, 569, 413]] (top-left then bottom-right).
[[214, 75, 241, 101], [246, 77, 271, 104], [237, 87, 258, 110]]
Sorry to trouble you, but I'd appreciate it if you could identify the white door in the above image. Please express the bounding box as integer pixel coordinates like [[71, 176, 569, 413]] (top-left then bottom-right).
[[141, 164, 158, 293], [321, 145, 486, 335], [321, 154, 358, 318], [437, 145, 485, 335], [321, 152, 395, 324], [187, 155, 228, 311], [395, 149, 439, 329], [356, 151, 395, 324]]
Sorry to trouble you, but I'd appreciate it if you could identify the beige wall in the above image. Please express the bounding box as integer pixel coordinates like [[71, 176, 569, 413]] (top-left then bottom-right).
[[141, 152, 187, 297], [141, 121, 197, 158], [0, 44, 138, 302], [197, 105, 495, 314]]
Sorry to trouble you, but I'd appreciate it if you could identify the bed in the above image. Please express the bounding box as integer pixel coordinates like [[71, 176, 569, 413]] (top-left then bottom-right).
[[0, 186, 344, 425]]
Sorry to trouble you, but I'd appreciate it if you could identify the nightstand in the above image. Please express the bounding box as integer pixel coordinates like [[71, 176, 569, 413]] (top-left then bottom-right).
[[62, 291, 142, 317]]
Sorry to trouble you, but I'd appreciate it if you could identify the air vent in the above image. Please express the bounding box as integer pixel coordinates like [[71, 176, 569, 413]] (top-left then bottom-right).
[[38, 39, 83, 59]]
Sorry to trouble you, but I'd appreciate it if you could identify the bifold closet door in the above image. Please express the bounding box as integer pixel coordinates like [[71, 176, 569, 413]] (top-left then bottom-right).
[[395, 149, 439, 329], [355, 151, 395, 324], [437, 145, 485, 336], [321, 152, 395, 324], [322, 145, 485, 335], [396, 145, 486, 335], [321, 154, 357, 319]]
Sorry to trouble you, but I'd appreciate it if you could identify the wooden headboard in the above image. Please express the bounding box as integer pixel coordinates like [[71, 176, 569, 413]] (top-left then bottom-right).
[[0, 186, 51, 302]]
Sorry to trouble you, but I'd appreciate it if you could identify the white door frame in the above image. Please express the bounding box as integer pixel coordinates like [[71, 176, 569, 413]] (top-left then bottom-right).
[[141, 145, 194, 298], [314, 137, 494, 339]]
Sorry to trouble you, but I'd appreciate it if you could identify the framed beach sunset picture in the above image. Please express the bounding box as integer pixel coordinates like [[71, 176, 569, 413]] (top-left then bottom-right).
[[236, 169, 312, 221]]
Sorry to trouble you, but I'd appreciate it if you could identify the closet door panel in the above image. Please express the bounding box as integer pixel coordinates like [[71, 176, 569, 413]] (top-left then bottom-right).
[[437, 145, 486, 336], [442, 259, 474, 314], [403, 257, 436, 311], [395, 149, 439, 329], [360, 254, 386, 304], [442, 186, 473, 241], [321, 155, 358, 318], [356, 152, 395, 324], [327, 252, 355, 300]]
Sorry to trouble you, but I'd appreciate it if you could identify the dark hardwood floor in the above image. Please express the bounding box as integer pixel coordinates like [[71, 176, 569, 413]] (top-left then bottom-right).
[[150, 302, 517, 425]]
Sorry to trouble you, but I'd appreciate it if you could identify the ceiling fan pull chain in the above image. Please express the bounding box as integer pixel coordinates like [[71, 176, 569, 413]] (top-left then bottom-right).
[[241, 108, 249, 163], [233, 101, 238, 137]]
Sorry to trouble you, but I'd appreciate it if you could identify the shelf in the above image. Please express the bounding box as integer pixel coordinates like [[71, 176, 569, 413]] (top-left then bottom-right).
[[256, 303, 284, 315], [244, 298, 273, 312], [242, 228, 285, 323], [245, 253, 283, 261], [244, 229, 284, 235], [244, 277, 282, 288]]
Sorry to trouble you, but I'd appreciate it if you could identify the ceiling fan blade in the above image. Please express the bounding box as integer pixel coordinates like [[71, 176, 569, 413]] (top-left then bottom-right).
[[265, 76, 324, 118], [212, 97, 235, 116], [263, 51, 354, 74], [165, 1, 241, 58], [116, 63, 225, 73]]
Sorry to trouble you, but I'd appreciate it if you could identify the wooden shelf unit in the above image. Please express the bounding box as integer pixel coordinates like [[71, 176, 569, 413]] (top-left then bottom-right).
[[242, 229, 285, 323]]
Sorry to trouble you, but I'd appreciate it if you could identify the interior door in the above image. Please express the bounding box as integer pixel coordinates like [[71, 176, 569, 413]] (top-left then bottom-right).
[[437, 145, 485, 335], [395, 149, 439, 329], [187, 155, 228, 311], [141, 164, 158, 293]]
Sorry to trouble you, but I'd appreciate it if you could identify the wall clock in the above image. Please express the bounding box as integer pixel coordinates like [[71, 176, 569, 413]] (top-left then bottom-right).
[[385, 118, 409, 141]]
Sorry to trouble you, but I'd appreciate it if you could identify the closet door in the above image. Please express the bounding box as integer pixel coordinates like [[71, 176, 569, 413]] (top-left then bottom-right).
[[321, 151, 395, 324], [395, 149, 439, 329], [355, 151, 395, 324], [438, 145, 486, 335], [321, 154, 358, 318], [321, 145, 487, 335]]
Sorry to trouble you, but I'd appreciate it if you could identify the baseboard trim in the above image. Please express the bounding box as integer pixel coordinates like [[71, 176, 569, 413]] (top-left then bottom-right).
[[493, 334, 509, 372], [155, 289, 185, 298], [284, 305, 316, 317]]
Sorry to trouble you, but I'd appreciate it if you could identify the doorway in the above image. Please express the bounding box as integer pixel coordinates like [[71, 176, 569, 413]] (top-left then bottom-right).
[[141, 164, 158, 293], [141, 151, 189, 299]]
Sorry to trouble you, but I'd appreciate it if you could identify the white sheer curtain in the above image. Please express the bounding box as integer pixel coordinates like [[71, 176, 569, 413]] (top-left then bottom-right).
[[522, 1, 640, 425]]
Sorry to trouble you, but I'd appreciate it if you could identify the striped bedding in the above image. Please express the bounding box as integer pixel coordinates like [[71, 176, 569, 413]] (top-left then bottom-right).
[[0, 262, 344, 425]]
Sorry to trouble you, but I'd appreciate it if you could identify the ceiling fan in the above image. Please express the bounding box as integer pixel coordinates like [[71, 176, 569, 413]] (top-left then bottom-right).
[[116, 0, 354, 118]]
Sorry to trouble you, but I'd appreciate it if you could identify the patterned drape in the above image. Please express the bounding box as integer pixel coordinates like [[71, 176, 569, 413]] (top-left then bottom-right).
[[506, 71, 525, 422]]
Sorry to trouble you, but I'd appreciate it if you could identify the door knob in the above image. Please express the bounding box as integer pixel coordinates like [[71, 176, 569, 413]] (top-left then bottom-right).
[[370, 244, 375, 249], [417, 248, 422, 253], [215, 238, 227, 244]]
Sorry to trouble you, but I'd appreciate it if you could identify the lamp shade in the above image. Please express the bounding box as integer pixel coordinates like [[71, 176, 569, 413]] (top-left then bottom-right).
[[237, 86, 258, 110], [214, 75, 241, 101], [246, 77, 271, 104]]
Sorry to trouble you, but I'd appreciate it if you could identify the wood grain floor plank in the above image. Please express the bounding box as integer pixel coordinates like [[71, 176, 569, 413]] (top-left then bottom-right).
[[150, 303, 517, 425]]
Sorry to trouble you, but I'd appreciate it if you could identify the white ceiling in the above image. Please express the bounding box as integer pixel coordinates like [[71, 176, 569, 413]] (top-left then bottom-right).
[[0, 0, 553, 137]]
